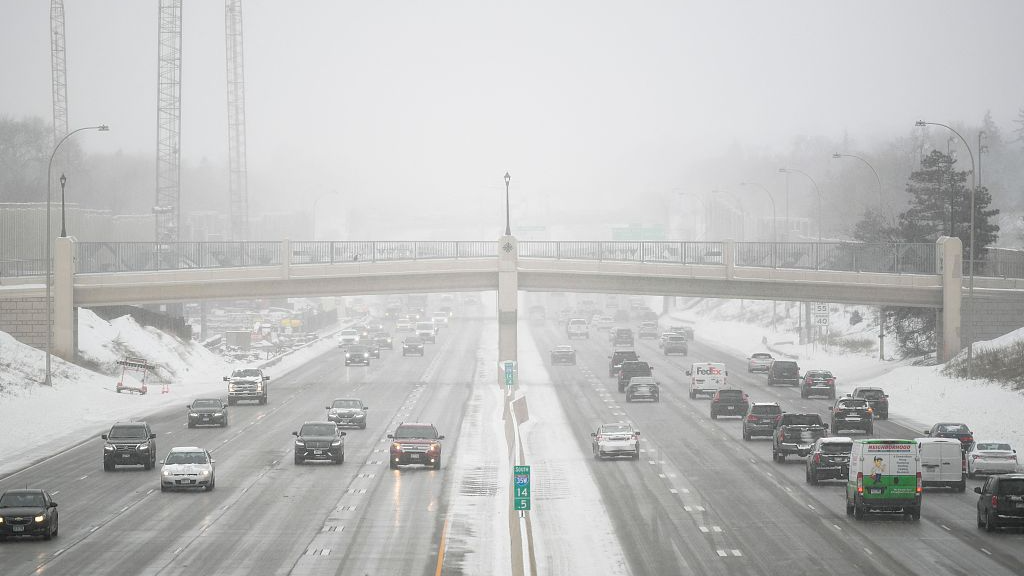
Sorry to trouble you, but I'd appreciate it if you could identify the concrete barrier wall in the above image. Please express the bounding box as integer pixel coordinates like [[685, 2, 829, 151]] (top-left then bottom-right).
[[966, 294, 1024, 343], [0, 296, 49, 348]]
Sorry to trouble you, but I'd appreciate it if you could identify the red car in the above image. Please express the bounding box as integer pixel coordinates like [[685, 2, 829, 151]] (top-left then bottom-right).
[[388, 422, 445, 470], [924, 422, 974, 451]]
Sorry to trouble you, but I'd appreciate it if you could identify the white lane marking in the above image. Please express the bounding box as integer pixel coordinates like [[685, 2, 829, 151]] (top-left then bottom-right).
[[78, 475, 88, 481], [120, 506, 129, 513], [90, 526, 99, 533], [731, 550, 742, 557], [320, 549, 331, 556], [784, 486, 792, 493], [980, 548, 992, 556], [864, 548, 873, 556], [54, 548, 66, 556], [669, 488, 678, 494], [713, 526, 723, 533], [174, 547, 183, 555], [716, 550, 728, 557], [658, 473, 666, 478], [807, 504, 816, 511], [833, 524, 842, 531], [766, 472, 774, 478], [680, 488, 689, 494], [648, 460, 657, 465], [941, 524, 951, 531], [699, 526, 709, 533]]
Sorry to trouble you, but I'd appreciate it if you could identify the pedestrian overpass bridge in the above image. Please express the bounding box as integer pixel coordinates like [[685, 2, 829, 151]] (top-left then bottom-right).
[[2, 236, 1022, 365]]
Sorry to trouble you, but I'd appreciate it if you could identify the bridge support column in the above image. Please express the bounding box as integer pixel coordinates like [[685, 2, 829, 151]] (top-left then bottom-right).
[[497, 235, 518, 368], [937, 236, 962, 363], [54, 236, 76, 360]]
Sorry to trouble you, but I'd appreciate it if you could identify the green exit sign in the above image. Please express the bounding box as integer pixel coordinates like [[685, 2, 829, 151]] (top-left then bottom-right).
[[513, 465, 531, 511], [501, 360, 517, 387]]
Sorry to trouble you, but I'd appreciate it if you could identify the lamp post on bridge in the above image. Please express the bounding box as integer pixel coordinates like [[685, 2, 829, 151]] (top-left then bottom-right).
[[504, 172, 511, 236], [44, 124, 109, 386], [778, 167, 822, 243], [59, 174, 68, 237], [916, 120, 977, 377]]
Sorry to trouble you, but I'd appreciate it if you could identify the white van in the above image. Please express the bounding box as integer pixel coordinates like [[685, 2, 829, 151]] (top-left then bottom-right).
[[916, 437, 966, 492], [845, 438, 922, 520], [686, 362, 727, 399]]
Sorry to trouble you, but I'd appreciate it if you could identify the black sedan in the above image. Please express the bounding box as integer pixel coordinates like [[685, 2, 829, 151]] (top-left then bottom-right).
[[550, 345, 577, 366], [344, 345, 372, 366], [0, 489, 58, 540], [187, 398, 228, 428], [293, 422, 346, 465], [403, 337, 425, 356]]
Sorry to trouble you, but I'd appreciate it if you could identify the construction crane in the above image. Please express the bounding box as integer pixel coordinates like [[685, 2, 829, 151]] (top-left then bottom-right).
[[50, 0, 69, 142], [155, 0, 182, 247], [225, 0, 249, 240]]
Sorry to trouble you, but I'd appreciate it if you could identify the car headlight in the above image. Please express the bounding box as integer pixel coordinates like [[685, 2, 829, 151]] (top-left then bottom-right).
[[345, 353, 351, 358], [295, 440, 305, 446], [199, 470, 210, 476], [189, 412, 198, 417], [329, 409, 338, 415], [428, 442, 441, 453], [363, 353, 368, 358], [104, 444, 115, 451], [391, 442, 402, 452], [162, 468, 172, 476], [214, 412, 224, 417], [0, 517, 4, 524], [138, 444, 150, 450], [331, 439, 343, 446], [35, 515, 46, 523]]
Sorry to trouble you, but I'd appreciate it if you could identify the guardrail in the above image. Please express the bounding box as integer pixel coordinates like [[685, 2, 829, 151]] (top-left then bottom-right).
[[0, 240, 1013, 279]]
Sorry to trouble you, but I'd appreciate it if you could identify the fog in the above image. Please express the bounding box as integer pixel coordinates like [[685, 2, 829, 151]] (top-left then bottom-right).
[[2, 1, 1023, 240]]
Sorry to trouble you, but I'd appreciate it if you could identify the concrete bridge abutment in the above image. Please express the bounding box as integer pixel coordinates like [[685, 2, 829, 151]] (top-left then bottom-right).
[[497, 235, 518, 369], [937, 236, 962, 363]]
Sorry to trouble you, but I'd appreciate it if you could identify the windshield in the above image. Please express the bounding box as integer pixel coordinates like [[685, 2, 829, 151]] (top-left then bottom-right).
[[192, 400, 221, 409], [785, 415, 821, 426], [976, 443, 1012, 451], [752, 405, 782, 415], [821, 442, 853, 455], [231, 369, 261, 378], [938, 424, 970, 434], [857, 389, 886, 399], [332, 400, 362, 409], [0, 492, 45, 508], [600, 425, 633, 435], [108, 426, 148, 439], [394, 426, 437, 439], [165, 451, 208, 465], [300, 424, 338, 436], [997, 479, 1024, 496]]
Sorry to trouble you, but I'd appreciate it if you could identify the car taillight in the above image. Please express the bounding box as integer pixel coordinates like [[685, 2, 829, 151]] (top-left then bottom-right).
[[916, 472, 923, 494], [746, 414, 757, 422], [857, 472, 864, 494], [992, 495, 999, 508], [596, 435, 604, 442], [962, 455, 967, 472], [973, 454, 980, 460], [805, 378, 812, 384], [827, 378, 835, 385], [964, 436, 974, 444], [814, 453, 820, 464], [867, 407, 873, 415], [712, 392, 720, 401]]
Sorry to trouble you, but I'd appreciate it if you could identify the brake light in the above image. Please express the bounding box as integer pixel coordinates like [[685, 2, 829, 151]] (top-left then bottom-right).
[[596, 435, 604, 442], [827, 378, 835, 386], [916, 472, 923, 493], [964, 436, 974, 444], [814, 453, 820, 464], [857, 472, 864, 494], [867, 407, 873, 415], [992, 495, 999, 508], [805, 377, 812, 384], [746, 414, 757, 422], [712, 391, 720, 401]]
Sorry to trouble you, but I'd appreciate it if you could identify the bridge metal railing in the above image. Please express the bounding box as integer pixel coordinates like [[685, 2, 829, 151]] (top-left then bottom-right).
[[0, 240, 1009, 278]]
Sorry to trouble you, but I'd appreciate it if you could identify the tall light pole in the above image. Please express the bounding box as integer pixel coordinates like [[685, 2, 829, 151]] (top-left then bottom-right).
[[779, 168, 822, 242], [504, 171, 511, 236], [916, 120, 976, 377], [711, 189, 746, 240], [45, 124, 109, 386], [739, 181, 777, 243], [832, 153, 883, 212], [833, 152, 886, 360]]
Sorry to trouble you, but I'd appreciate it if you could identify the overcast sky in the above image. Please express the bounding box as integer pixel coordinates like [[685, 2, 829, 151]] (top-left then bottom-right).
[[2, 1, 1023, 236]]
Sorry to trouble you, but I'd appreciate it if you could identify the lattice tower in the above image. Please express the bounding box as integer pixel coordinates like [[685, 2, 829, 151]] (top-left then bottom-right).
[[225, 0, 249, 240], [156, 0, 182, 243], [50, 0, 69, 143]]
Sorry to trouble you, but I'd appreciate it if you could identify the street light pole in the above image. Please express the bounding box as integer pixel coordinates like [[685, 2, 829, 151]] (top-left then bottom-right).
[[779, 168, 822, 242], [44, 124, 109, 386], [504, 172, 511, 236], [59, 174, 68, 237], [832, 153, 883, 212], [916, 120, 976, 378]]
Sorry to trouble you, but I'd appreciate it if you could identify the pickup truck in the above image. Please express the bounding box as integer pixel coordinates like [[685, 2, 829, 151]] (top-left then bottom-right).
[[617, 360, 653, 393], [224, 368, 269, 405], [772, 413, 828, 462]]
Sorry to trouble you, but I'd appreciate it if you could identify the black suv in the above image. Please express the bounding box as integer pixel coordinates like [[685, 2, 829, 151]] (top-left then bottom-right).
[[187, 398, 228, 428], [293, 421, 346, 465], [767, 360, 800, 387], [772, 413, 828, 462], [617, 360, 653, 392], [608, 350, 639, 377], [831, 397, 873, 434], [611, 328, 635, 347], [800, 370, 836, 399], [851, 387, 889, 420], [743, 402, 782, 440], [402, 337, 425, 356], [710, 389, 749, 419], [102, 422, 157, 471], [805, 437, 853, 484], [345, 345, 371, 366], [975, 474, 1024, 532]]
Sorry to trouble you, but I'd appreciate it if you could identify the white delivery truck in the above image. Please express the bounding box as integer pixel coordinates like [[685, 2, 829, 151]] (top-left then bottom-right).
[[916, 437, 966, 492], [846, 438, 922, 520], [686, 362, 727, 399]]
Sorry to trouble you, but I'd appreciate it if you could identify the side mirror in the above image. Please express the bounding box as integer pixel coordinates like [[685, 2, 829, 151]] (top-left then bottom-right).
[[363, 406, 369, 410], [186, 404, 192, 409], [438, 435, 446, 440], [339, 431, 347, 437], [325, 406, 331, 410], [292, 431, 298, 436], [387, 434, 394, 439], [923, 430, 930, 435], [223, 376, 229, 381], [50, 502, 58, 508], [822, 424, 829, 430], [263, 376, 270, 381], [974, 487, 983, 494], [210, 459, 216, 464], [685, 370, 692, 376], [150, 433, 157, 439], [101, 434, 108, 440], [635, 431, 641, 436], [591, 432, 597, 437]]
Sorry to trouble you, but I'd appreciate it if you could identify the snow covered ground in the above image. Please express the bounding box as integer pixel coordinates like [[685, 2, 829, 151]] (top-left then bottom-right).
[[670, 298, 1024, 461], [0, 309, 343, 476]]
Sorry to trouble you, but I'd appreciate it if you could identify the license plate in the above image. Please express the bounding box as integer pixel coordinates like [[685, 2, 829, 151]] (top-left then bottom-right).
[[869, 487, 884, 495], [314, 450, 323, 455], [410, 454, 421, 460], [726, 406, 735, 410], [121, 454, 131, 458], [13, 525, 24, 532], [1016, 502, 1024, 509]]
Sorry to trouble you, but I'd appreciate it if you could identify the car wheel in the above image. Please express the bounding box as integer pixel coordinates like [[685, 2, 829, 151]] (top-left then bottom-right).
[[103, 461, 114, 472], [144, 458, 153, 471], [985, 511, 997, 532], [52, 516, 58, 537], [910, 507, 921, 521], [956, 481, 966, 493], [689, 391, 697, 399], [161, 484, 168, 492], [626, 396, 632, 403], [866, 425, 874, 435], [854, 500, 865, 520], [846, 498, 854, 516], [433, 458, 442, 470], [967, 468, 975, 479], [977, 508, 985, 528], [359, 422, 367, 430], [207, 478, 215, 491], [390, 460, 398, 470], [829, 391, 836, 400], [228, 398, 236, 406], [800, 389, 808, 399], [44, 521, 53, 541], [188, 421, 195, 429], [223, 418, 228, 427], [710, 412, 717, 420], [339, 452, 345, 465], [742, 431, 750, 441], [767, 379, 774, 387]]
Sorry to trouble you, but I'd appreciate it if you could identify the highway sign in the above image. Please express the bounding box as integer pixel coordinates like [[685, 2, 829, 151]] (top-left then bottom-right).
[[501, 360, 517, 387], [813, 303, 828, 315], [814, 316, 830, 326], [514, 465, 531, 511]]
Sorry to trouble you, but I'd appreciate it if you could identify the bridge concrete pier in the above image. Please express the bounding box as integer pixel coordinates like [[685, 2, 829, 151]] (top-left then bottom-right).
[[497, 235, 518, 369], [937, 236, 963, 363], [54, 236, 76, 360]]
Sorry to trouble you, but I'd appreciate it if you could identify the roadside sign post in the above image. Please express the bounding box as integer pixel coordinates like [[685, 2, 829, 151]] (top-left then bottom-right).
[[814, 303, 830, 351], [514, 465, 531, 514], [500, 360, 517, 390]]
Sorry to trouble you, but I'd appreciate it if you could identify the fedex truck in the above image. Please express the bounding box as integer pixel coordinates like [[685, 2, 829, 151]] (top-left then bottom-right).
[[686, 362, 727, 399]]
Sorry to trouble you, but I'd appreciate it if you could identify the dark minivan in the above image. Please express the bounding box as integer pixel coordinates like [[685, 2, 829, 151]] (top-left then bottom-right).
[[975, 474, 1024, 531], [767, 360, 800, 387]]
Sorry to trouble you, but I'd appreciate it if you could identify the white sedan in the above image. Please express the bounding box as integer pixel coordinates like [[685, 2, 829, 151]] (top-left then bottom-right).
[[161, 447, 216, 492], [591, 423, 640, 460], [967, 441, 1019, 478]]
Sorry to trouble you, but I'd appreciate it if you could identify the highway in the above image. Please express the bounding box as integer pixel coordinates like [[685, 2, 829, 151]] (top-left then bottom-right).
[[2, 314, 1023, 576]]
